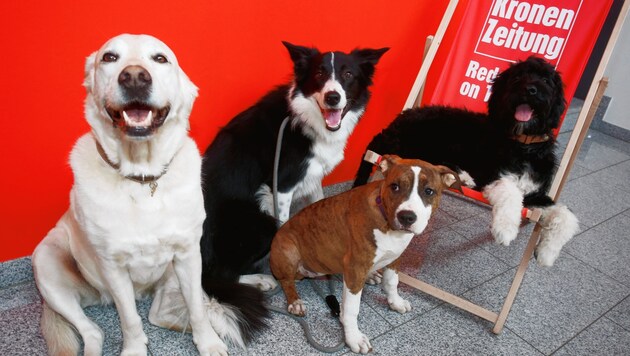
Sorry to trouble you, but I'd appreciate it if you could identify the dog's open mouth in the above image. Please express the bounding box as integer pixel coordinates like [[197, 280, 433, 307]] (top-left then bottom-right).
[[515, 104, 534, 122], [320, 107, 348, 132], [106, 103, 170, 138]]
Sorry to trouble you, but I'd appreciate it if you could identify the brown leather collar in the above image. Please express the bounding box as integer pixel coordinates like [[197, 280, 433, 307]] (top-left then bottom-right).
[[510, 134, 551, 144], [95, 140, 166, 184]]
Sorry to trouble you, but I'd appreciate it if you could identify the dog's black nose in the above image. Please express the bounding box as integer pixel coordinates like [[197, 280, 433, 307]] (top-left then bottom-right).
[[397, 210, 417, 227], [324, 91, 341, 106], [526, 85, 537, 95], [119, 65, 152, 99]]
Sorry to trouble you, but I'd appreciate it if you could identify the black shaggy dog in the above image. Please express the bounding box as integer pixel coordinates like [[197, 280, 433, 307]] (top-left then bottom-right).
[[354, 56, 579, 266]]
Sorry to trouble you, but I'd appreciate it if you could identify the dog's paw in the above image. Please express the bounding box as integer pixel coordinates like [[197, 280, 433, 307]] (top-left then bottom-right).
[[197, 340, 228, 356], [345, 331, 372, 354], [82, 327, 104, 356], [120, 341, 148, 356], [491, 224, 518, 246], [239, 274, 278, 291], [535, 245, 560, 267], [388, 296, 411, 314], [365, 271, 382, 285], [288, 299, 306, 316]]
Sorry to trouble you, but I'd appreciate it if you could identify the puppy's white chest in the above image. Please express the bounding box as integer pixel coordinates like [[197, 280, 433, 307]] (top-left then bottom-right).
[[371, 229, 414, 272]]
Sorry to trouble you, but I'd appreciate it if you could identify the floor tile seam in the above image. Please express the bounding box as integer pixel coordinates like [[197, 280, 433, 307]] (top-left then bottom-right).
[[360, 279, 450, 330], [358, 292, 396, 328], [447, 225, 516, 270], [501, 324, 547, 356], [456, 261, 518, 301], [600, 293, 630, 332], [558, 155, 630, 188], [367, 301, 446, 345], [571, 207, 630, 239], [602, 315, 630, 334], [560, 247, 630, 291], [577, 156, 630, 176], [546, 311, 618, 356]]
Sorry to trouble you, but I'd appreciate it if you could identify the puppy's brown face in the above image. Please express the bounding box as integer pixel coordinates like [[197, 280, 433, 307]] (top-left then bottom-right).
[[379, 155, 461, 234]]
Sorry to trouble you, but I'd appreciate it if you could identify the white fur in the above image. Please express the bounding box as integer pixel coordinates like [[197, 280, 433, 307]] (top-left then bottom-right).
[[483, 171, 579, 266], [396, 166, 432, 235], [371, 229, 414, 272], [536, 204, 580, 266], [483, 176, 525, 246], [256, 184, 293, 224], [255, 84, 361, 226], [457, 170, 477, 188], [483, 172, 541, 246], [238, 273, 278, 291], [381, 268, 411, 313], [340, 282, 371, 354], [262, 84, 362, 210], [32, 34, 231, 356]]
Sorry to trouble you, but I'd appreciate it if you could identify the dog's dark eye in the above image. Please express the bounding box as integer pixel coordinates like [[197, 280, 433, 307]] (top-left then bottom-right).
[[102, 52, 118, 63], [343, 71, 353, 80], [542, 78, 548, 84], [153, 54, 168, 64], [315, 70, 324, 80], [390, 183, 400, 192], [424, 188, 435, 196]]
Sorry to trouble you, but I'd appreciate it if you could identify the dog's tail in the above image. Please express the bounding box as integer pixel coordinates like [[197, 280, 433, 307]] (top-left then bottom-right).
[[40, 302, 80, 355], [201, 280, 269, 349]]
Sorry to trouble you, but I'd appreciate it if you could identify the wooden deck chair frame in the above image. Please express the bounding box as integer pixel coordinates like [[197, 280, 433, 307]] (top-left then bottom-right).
[[397, 0, 630, 334]]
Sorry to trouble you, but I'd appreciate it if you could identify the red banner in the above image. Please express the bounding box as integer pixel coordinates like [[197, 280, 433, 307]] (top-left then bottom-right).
[[425, 0, 612, 117]]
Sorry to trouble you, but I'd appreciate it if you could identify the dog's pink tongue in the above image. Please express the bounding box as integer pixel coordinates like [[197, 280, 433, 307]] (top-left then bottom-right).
[[123, 109, 152, 126], [515, 104, 533, 122], [324, 109, 342, 129]]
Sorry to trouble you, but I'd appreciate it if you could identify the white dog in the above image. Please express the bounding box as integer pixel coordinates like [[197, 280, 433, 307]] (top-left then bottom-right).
[[32, 34, 228, 356]]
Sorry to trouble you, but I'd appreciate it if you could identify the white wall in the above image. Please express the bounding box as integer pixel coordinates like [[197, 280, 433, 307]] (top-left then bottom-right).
[[603, 14, 630, 131]]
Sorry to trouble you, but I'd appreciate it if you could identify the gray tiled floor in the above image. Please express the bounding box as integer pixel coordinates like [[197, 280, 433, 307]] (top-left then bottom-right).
[[2, 100, 630, 355]]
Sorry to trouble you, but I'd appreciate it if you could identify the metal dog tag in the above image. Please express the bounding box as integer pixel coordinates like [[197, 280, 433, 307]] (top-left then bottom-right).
[[149, 181, 158, 197]]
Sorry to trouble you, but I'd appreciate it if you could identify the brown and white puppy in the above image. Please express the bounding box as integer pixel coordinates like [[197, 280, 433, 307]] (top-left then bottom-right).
[[270, 155, 462, 354]]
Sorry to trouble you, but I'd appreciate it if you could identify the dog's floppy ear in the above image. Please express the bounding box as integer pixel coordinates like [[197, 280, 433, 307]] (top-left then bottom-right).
[[378, 154, 401, 175], [83, 51, 97, 92], [282, 41, 319, 81], [351, 47, 389, 83], [436, 165, 463, 193]]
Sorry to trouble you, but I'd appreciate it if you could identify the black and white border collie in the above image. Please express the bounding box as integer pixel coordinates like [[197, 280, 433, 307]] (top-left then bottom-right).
[[354, 56, 579, 267], [200, 42, 388, 291]]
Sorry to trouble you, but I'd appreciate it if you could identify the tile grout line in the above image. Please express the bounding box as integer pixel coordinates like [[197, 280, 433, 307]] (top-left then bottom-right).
[[563, 209, 630, 289]]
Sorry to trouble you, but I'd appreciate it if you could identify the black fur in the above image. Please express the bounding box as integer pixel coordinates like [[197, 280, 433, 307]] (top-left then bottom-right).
[[354, 56, 566, 209], [199, 42, 387, 340]]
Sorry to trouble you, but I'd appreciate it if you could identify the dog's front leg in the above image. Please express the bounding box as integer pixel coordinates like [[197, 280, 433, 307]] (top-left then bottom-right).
[[483, 177, 523, 246], [536, 204, 579, 266], [275, 190, 294, 225], [381, 267, 411, 314], [173, 247, 228, 356], [100, 265, 148, 355], [341, 281, 371, 354]]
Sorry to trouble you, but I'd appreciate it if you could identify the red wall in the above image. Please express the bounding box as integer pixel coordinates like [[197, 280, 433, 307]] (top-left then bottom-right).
[[0, 0, 454, 261]]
